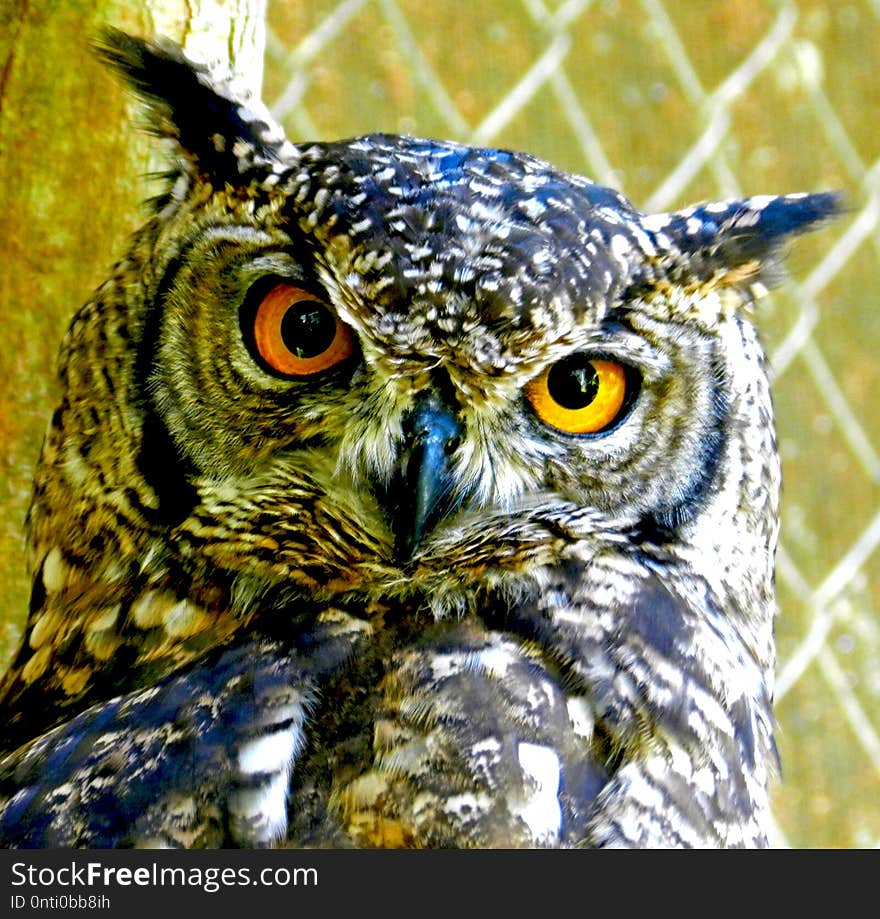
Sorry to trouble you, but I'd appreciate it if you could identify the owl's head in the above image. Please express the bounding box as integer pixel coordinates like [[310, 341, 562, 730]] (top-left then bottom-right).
[[34, 31, 840, 632]]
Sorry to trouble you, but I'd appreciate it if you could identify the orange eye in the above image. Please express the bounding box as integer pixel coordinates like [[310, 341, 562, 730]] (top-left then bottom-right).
[[526, 356, 630, 434], [252, 284, 355, 377]]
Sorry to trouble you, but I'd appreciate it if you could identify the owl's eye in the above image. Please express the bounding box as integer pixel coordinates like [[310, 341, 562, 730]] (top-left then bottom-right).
[[251, 283, 355, 377], [526, 355, 632, 434]]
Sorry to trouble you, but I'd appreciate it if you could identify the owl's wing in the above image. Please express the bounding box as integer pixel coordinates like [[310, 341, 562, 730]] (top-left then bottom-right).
[[0, 629, 358, 849]]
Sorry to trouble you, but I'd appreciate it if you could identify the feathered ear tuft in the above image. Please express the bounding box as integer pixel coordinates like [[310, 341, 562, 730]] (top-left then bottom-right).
[[93, 28, 294, 183], [645, 191, 844, 299]]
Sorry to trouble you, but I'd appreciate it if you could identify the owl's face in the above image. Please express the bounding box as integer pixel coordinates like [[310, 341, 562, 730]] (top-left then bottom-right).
[[143, 130, 779, 620]]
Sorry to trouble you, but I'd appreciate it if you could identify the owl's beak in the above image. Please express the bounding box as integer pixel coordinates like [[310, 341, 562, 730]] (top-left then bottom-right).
[[390, 393, 461, 563]]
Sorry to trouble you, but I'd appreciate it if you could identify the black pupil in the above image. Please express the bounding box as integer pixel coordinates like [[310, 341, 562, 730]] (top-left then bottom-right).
[[547, 356, 600, 409], [280, 301, 336, 359]]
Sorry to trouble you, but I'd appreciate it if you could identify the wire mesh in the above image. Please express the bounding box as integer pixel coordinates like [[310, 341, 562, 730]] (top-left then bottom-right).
[[263, 0, 880, 848]]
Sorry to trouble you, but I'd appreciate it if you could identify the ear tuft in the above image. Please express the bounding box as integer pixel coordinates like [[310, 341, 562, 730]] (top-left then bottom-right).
[[93, 28, 294, 182], [645, 191, 844, 298]]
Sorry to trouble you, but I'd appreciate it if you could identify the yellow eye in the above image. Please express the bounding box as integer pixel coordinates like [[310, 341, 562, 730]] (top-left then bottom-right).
[[526, 356, 630, 434], [252, 283, 354, 377]]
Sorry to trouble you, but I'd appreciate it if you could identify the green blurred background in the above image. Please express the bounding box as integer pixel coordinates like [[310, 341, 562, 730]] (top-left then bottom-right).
[[2, 0, 878, 847]]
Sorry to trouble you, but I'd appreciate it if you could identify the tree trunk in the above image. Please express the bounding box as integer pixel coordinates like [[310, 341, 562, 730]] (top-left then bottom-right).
[[0, 0, 266, 665]]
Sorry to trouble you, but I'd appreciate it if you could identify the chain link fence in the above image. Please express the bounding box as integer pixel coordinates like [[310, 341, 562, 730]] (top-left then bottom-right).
[[262, 0, 880, 847]]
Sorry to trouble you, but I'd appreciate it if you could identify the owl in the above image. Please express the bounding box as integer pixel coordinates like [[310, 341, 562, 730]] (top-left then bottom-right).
[[0, 30, 839, 849]]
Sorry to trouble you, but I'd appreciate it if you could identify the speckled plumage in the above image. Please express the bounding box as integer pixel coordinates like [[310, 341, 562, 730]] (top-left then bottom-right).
[[0, 31, 839, 848]]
